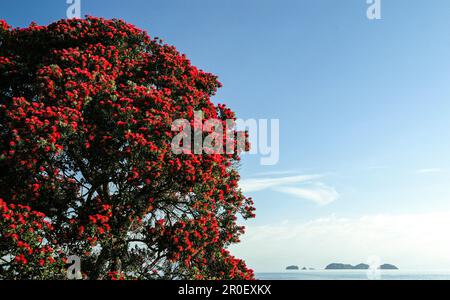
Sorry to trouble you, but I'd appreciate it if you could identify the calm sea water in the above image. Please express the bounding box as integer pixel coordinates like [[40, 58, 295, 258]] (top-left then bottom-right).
[[256, 270, 450, 280]]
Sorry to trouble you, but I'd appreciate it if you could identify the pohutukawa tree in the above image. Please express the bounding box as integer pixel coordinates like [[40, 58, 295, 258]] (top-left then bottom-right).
[[0, 17, 255, 280]]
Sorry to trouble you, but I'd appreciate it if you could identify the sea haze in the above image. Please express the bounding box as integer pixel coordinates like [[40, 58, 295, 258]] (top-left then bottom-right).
[[256, 270, 450, 280]]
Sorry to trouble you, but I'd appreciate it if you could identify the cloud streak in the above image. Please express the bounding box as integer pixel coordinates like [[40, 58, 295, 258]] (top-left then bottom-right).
[[415, 168, 443, 174], [239, 174, 322, 193], [240, 173, 338, 206], [273, 184, 339, 206]]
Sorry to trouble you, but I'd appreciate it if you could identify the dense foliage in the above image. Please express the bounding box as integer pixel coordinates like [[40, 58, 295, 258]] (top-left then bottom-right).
[[0, 17, 255, 280]]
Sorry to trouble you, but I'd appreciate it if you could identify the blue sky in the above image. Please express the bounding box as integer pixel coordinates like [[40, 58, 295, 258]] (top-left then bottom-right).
[[2, 0, 450, 271]]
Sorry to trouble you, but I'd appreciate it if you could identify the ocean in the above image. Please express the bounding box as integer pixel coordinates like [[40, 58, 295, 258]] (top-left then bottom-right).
[[256, 270, 450, 280]]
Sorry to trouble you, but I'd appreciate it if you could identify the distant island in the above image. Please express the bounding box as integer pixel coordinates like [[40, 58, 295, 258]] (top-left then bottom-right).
[[379, 264, 399, 270], [286, 265, 315, 271], [325, 263, 399, 270]]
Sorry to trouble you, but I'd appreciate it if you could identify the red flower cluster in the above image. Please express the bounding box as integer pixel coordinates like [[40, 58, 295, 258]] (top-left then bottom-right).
[[0, 17, 255, 280], [0, 20, 10, 31], [0, 198, 64, 279]]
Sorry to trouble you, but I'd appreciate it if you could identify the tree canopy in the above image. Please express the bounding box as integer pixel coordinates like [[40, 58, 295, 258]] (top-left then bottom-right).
[[0, 17, 255, 280]]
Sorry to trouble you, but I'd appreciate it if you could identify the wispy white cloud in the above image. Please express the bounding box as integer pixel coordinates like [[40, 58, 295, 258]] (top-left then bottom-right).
[[240, 173, 338, 206], [239, 174, 322, 193], [231, 212, 450, 272], [273, 184, 339, 206], [251, 170, 303, 177], [416, 168, 443, 174]]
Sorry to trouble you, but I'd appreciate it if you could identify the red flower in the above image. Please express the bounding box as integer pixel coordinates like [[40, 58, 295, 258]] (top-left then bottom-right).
[[14, 254, 28, 265], [32, 183, 40, 192]]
